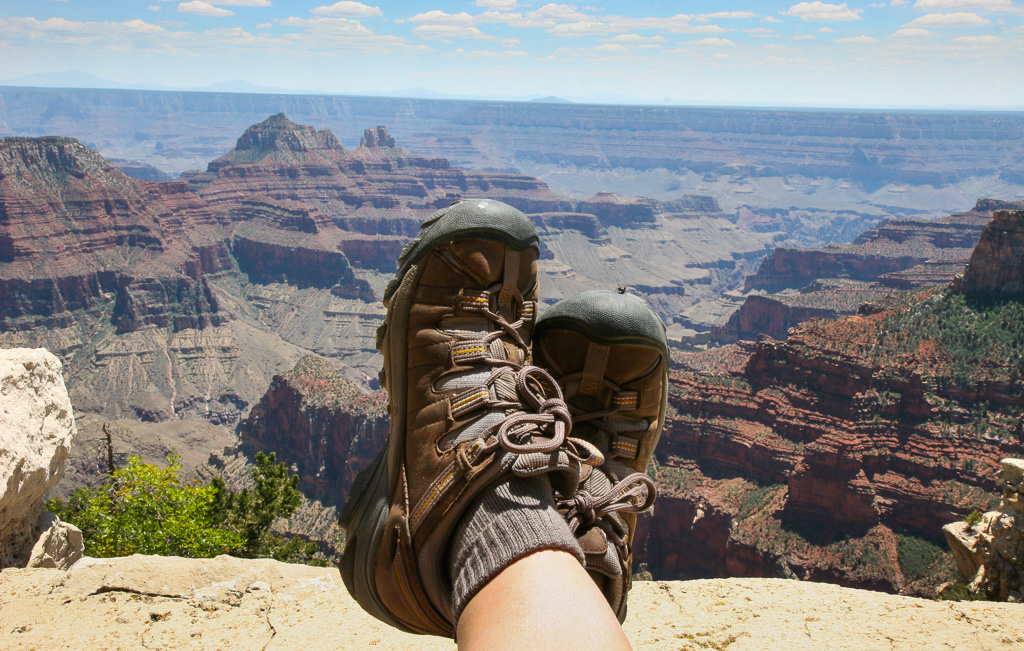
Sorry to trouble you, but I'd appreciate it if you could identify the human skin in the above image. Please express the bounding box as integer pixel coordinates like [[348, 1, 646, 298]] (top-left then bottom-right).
[[457, 549, 634, 650]]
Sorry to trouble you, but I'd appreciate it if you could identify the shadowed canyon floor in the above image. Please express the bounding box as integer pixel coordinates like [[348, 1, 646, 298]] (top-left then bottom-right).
[[2, 555, 1022, 650]]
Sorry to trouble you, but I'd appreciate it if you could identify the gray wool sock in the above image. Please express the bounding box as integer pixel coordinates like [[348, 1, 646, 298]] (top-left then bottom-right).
[[447, 474, 584, 622]]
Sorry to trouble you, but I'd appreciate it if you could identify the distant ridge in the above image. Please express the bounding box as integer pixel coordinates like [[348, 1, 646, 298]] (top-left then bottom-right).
[[529, 95, 572, 104]]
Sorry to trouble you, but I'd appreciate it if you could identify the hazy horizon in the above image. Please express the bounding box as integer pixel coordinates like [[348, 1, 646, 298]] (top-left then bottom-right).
[[1, 1, 1023, 111]]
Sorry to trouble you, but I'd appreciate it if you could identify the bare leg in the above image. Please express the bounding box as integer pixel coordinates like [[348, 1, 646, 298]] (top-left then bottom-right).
[[457, 550, 633, 650]]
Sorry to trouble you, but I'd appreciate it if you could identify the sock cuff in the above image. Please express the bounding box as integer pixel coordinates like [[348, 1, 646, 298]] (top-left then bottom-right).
[[449, 477, 584, 622]]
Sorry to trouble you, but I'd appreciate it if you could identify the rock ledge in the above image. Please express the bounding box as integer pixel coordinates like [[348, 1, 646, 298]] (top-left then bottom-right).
[[2, 554, 1023, 650]]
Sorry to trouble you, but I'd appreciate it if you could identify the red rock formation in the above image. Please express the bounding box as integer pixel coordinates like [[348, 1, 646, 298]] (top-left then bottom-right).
[[238, 356, 388, 503], [0, 136, 228, 333], [745, 199, 1018, 293], [956, 209, 1024, 296], [714, 200, 1024, 343], [651, 262, 1024, 592], [576, 192, 658, 228]]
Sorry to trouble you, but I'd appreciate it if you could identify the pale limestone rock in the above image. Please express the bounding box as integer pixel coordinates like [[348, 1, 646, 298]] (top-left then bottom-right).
[[944, 458, 1024, 601], [2, 555, 1024, 650], [942, 513, 996, 581], [26, 512, 83, 570], [0, 347, 78, 569]]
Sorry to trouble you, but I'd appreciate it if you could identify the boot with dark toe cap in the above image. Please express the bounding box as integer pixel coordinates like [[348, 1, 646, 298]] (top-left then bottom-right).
[[338, 199, 582, 636], [534, 289, 669, 622]]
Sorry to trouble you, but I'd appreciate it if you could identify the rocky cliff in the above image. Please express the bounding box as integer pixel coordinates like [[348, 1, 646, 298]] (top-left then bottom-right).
[[3, 116, 780, 443], [744, 199, 1012, 294], [237, 356, 387, 503], [710, 199, 1024, 343], [956, 209, 1024, 297], [645, 231, 1024, 595], [944, 458, 1024, 601]]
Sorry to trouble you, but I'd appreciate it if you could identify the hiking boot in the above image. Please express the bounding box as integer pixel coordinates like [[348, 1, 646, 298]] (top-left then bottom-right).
[[339, 199, 583, 636], [534, 289, 669, 622]]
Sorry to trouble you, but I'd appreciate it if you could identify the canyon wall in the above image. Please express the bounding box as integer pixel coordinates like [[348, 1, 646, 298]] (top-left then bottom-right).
[[710, 199, 1024, 343]]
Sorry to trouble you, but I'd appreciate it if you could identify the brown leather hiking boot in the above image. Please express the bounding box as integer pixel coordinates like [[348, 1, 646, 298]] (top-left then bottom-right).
[[339, 200, 584, 636], [534, 289, 668, 622]]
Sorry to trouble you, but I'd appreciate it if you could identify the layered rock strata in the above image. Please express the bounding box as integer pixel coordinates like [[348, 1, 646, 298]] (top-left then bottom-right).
[[4, 116, 779, 434], [646, 273, 1024, 593], [237, 356, 387, 503], [712, 199, 1023, 343], [956, 209, 1024, 296]]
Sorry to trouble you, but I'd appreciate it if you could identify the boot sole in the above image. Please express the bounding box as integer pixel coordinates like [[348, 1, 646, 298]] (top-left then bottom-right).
[[339, 200, 539, 631]]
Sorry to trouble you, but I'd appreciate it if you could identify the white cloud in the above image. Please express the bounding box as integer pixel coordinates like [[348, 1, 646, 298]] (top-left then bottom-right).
[[914, 0, 1013, 8], [214, 0, 272, 6], [408, 11, 475, 25], [783, 2, 862, 21], [149, 5, 161, 10], [279, 16, 373, 34], [529, 4, 591, 22], [548, 21, 614, 35], [952, 33, 1002, 42], [905, 11, 991, 24], [892, 27, 934, 35], [694, 11, 756, 21], [311, 2, 382, 17], [256, 22, 271, 28], [764, 16, 784, 22], [178, 1, 233, 17], [746, 27, 780, 37], [411, 23, 514, 43], [689, 37, 736, 46], [817, 26, 835, 31], [593, 43, 628, 52], [607, 33, 665, 43], [2, 13, 426, 61], [451, 47, 526, 57], [793, 33, 816, 39], [473, 0, 518, 8], [836, 34, 879, 43], [891, 0, 909, 5]]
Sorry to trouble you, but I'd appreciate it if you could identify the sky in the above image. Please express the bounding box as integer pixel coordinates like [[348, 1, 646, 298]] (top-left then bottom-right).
[[1, 1, 1023, 109]]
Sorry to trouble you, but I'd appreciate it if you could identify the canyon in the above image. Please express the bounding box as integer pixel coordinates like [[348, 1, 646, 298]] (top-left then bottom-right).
[[3, 87, 1022, 236], [0, 115, 773, 506], [704, 198, 1024, 344], [222, 210, 1024, 595], [4, 94, 1024, 597]]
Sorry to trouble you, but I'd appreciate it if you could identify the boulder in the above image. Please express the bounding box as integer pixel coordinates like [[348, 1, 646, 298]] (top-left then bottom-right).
[[944, 458, 1024, 601], [27, 512, 83, 570], [0, 347, 80, 569]]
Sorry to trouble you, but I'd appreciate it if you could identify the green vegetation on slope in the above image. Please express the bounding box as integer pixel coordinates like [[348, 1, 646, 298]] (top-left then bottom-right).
[[876, 289, 1024, 384], [896, 531, 956, 587]]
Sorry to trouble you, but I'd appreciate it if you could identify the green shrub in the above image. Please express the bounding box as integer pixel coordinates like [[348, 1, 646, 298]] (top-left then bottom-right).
[[964, 510, 984, 528], [49, 450, 322, 564], [49, 453, 240, 558]]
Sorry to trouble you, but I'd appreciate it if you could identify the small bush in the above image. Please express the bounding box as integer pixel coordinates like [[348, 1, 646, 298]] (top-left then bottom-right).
[[964, 510, 984, 528]]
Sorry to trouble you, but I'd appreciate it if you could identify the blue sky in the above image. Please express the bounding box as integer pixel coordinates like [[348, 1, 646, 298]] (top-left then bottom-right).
[[1, 1, 1022, 108]]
